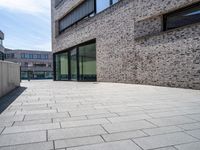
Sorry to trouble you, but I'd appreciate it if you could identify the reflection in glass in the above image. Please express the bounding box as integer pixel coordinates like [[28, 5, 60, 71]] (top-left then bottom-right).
[[55, 52, 68, 80], [164, 3, 200, 30], [79, 43, 96, 81], [96, 0, 110, 13], [70, 49, 77, 80]]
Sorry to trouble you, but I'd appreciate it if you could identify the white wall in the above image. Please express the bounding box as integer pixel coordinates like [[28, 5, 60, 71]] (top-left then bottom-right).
[[0, 61, 20, 98]]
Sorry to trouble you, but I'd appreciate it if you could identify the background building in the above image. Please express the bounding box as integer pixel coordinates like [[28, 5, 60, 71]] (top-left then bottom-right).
[[0, 31, 4, 60], [5, 49, 53, 80], [51, 0, 200, 89]]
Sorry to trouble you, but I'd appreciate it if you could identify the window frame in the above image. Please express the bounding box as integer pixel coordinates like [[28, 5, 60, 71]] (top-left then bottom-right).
[[58, 0, 120, 34], [163, 2, 200, 31]]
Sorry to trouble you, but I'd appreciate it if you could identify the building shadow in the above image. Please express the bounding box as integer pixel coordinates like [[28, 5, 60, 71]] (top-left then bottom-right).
[[0, 87, 27, 114]]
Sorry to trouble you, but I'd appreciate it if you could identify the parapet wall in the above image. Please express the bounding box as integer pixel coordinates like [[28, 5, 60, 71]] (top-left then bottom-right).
[[0, 61, 20, 98]]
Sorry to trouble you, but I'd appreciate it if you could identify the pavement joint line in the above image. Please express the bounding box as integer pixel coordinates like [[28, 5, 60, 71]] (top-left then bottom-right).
[[130, 139, 144, 150]]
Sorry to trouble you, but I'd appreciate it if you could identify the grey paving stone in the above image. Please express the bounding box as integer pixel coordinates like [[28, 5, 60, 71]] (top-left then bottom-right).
[[69, 109, 108, 117], [147, 116, 197, 127], [154, 147, 177, 150], [178, 122, 200, 131], [0, 141, 53, 150], [53, 116, 87, 122], [61, 118, 110, 128], [87, 113, 118, 119], [55, 136, 104, 149], [67, 140, 141, 150], [2, 123, 60, 134], [102, 120, 156, 133], [0, 115, 24, 123], [16, 109, 57, 115], [102, 130, 147, 142], [133, 132, 198, 150], [186, 114, 200, 121], [48, 125, 107, 140], [186, 129, 200, 139], [24, 112, 69, 121], [13, 119, 52, 126], [0, 131, 46, 147], [107, 114, 152, 123], [0, 122, 12, 128], [142, 126, 183, 135], [175, 142, 200, 150]]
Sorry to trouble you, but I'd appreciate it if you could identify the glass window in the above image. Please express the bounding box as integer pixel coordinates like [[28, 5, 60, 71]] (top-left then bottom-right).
[[29, 54, 33, 59], [21, 53, 25, 59], [25, 54, 29, 59], [59, 0, 95, 33], [96, 0, 110, 13], [164, 2, 200, 31], [0, 39, 2, 45], [54, 41, 96, 81], [79, 43, 96, 81], [70, 49, 78, 80], [37, 54, 41, 59], [0, 51, 4, 60], [33, 54, 37, 59], [55, 52, 69, 80], [21, 72, 28, 79]]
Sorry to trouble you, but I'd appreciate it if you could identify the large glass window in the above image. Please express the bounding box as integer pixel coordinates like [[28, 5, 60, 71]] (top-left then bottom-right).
[[70, 49, 78, 80], [79, 43, 96, 81], [54, 41, 96, 81], [163, 2, 200, 31], [55, 52, 69, 80]]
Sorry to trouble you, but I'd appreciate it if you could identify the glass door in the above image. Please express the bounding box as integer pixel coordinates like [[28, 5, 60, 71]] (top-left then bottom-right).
[[55, 52, 69, 80], [70, 48, 78, 80], [79, 43, 96, 81]]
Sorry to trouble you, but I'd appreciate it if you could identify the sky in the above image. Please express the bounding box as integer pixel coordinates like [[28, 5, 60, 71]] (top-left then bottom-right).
[[0, 0, 51, 51]]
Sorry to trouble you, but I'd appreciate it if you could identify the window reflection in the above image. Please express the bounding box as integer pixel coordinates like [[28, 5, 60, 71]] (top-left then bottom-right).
[[55, 52, 68, 80], [164, 3, 200, 30], [79, 43, 96, 81], [96, 0, 110, 13]]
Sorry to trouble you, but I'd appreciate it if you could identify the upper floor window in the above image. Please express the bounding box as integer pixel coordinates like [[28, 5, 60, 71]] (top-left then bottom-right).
[[163, 2, 200, 31], [96, 0, 110, 13], [59, 0, 95, 33], [96, 0, 119, 13], [58, 0, 120, 34]]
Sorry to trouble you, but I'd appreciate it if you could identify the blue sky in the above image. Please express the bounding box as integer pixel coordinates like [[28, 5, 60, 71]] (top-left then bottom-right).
[[0, 0, 51, 51]]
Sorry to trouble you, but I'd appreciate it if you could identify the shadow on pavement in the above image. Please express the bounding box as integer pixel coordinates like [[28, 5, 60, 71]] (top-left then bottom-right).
[[0, 87, 27, 114]]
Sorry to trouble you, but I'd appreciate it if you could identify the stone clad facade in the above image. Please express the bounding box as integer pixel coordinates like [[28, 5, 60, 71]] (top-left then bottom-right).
[[51, 0, 200, 89]]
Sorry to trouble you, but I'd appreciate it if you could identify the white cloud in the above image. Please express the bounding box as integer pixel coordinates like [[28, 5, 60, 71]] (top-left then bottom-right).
[[0, 0, 50, 15]]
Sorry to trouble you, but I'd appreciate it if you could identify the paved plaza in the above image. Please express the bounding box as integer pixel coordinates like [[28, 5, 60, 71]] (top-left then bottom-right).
[[0, 81, 200, 150]]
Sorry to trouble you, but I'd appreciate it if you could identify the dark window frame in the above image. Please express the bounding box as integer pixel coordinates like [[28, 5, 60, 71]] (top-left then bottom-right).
[[58, 0, 120, 34], [53, 39, 96, 81], [163, 2, 200, 31]]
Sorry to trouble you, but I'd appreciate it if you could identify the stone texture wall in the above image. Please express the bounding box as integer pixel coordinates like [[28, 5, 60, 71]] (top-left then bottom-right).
[[51, 0, 200, 89], [0, 61, 20, 98]]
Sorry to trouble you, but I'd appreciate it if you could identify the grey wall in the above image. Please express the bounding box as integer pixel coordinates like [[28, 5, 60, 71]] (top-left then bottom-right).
[[51, 0, 200, 89], [0, 61, 20, 98]]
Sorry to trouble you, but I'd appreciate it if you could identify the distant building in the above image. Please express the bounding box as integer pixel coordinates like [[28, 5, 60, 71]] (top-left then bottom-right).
[[5, 49, 53, 80], [0, 31, 4, 60]]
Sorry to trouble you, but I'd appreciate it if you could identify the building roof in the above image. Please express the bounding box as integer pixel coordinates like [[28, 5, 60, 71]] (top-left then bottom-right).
[[0, 31, 4, 40]]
